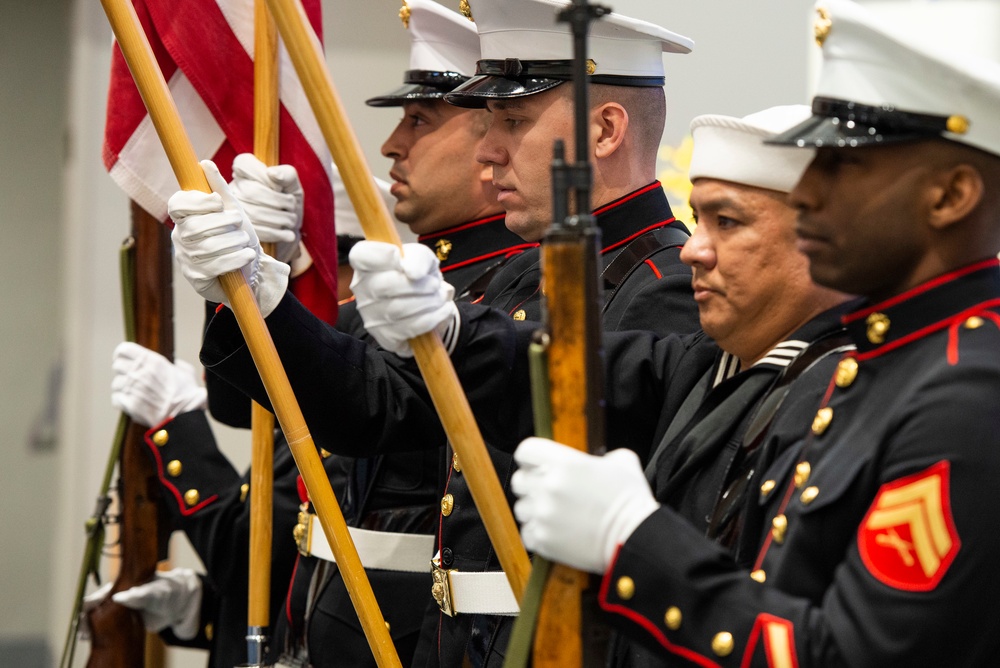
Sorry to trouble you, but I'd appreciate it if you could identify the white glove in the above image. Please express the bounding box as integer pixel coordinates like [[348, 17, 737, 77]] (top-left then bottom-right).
[[169, 159, 290, 316], [349, 241, 459, 357], [111, 342, 207, 427], [81, 568, 203, 640], [229, 153, 304, 264], [511, 438, 660, 574]]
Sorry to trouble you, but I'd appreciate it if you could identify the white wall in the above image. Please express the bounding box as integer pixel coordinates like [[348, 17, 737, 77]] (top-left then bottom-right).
[[0, 1, 990, 666]]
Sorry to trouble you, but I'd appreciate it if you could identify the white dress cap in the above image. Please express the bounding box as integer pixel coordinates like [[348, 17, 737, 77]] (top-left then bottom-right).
[[446, 0, 692, 106], [770, 0, 1000, 158], [366, 0, 480, 107], [689, 106, 815, 194]]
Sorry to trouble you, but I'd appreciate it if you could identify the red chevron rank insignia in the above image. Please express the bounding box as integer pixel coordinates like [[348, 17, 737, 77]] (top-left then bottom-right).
[[858, 461, 960, 591]]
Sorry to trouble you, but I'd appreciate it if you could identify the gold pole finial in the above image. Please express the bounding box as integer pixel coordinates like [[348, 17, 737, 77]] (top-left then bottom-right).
[[399, 1, 411, 28]]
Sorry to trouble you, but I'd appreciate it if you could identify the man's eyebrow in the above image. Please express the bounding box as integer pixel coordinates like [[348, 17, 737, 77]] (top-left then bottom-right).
[[488, 100, 524, 112]]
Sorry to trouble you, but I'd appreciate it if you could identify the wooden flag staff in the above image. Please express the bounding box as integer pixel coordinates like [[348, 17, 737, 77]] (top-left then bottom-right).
[[98, 0, 400, 664]]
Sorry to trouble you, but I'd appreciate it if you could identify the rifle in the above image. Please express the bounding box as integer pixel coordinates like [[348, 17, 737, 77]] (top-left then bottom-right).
[[84, 203, 173, 668], [531, 2, 610, 666]]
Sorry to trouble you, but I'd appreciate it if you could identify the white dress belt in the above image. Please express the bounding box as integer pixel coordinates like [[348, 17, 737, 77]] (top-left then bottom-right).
[[307, 515, 435, 573]]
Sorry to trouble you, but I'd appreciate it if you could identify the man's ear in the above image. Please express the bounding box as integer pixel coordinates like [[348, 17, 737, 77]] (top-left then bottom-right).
[[592, 102, 628, 159], [927, 164, 984, 230]]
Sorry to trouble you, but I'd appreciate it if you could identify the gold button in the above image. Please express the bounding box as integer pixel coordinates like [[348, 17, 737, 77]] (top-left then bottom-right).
[[320, 448, 332, 459], [812, 407, 833, 435], [834, 357, 858, 388], [616, 576, 635, 600], [512, 309, 526, 321], [166, 460, 182, 477], [385, 620, 391, 632], [760, 479, 776, 497], [750, 569, 766, 583], [946, 115, 970, 135], [771, 514, 788, 544], [794, 462, 811, 488], [801, 486, 820, 505], [664, 606, 682, 630], [441, 494, 454, 517], [240, 483, 250, 502], [184, 489, 200, 507], [711, 631, 735, 657], [452, 452, 462, 473], [152, 429, 169, 446], [964, 316, 985, 330], [866, 312, 890, 344], [204, 622, 213, 641]]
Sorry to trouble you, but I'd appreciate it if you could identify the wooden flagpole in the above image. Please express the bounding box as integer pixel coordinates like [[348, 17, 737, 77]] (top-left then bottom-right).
[[98, 0, 401, 665]]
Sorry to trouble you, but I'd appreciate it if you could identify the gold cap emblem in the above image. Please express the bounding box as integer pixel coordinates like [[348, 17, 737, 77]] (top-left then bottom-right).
[[586, 59, 596, 75], [399, 1, 411, 28], [814, 6, 832, 47], [435, 238, 453, 262], [946, 115, 970, 135], [459, 0, 473, 21], [866, 312, 890, 344]]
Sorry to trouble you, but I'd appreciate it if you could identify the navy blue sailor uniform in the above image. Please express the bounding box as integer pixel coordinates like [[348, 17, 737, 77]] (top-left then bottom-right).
[[599, 259, 1000, 667], [271, 212, 535, 668], [421, 182, 700, 668]]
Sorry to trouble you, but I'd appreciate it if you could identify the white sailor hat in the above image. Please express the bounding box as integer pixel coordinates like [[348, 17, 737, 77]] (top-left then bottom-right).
[[366, 0, 480, 107], [445, 0, 693, 108], [770, 0, 1000, 158], [690, 105, 815, 194]]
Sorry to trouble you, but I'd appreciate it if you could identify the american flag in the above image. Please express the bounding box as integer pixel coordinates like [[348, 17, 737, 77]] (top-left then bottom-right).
[[103, 0, 339, 323]]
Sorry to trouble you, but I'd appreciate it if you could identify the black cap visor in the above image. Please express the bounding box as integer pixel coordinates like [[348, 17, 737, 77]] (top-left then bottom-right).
[[366, 70, 469, 107], [767, 96, 955, 148], [444, 73, 564, 108]]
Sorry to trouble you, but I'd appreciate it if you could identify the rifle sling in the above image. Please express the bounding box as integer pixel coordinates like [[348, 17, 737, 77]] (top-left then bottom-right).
[[602, 224, 690, 306]]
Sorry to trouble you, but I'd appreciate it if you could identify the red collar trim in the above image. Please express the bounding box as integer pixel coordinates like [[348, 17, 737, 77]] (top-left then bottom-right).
[[602, 218, 678, 255], [855, 296, 1000, 362], [440, 243, 538, 273], [845, 258, 1000, 325], [593, 181, 662, 216], [417, 213, 506, 241]]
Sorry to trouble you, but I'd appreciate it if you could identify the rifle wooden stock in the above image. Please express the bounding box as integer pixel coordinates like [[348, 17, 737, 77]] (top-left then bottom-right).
[[86, 204, 172, 668], [100, 1, 400, 665], [247, 0, 279, 647], [263, 0, 531, 601], [533, 232, 605, 668]]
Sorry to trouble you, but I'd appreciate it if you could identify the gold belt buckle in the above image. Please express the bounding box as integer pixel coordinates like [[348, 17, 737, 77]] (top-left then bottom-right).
[[430, 557, 456, 617], [293, 503, 312, 557]]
